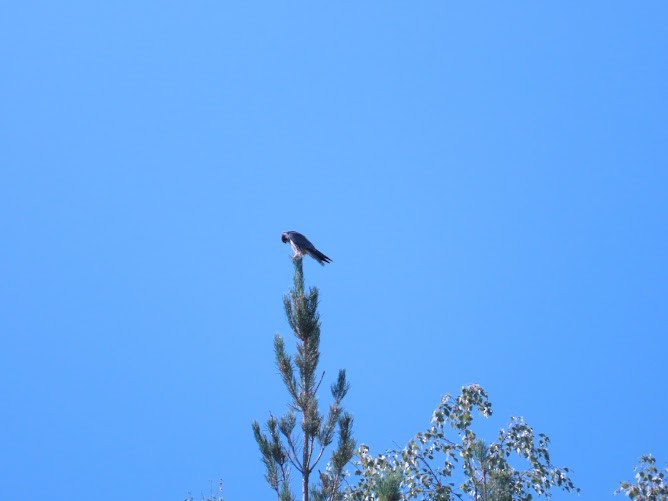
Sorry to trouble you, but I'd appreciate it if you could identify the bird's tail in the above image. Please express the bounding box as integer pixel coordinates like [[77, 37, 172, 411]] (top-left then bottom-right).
[[308, 249, 332, 265]]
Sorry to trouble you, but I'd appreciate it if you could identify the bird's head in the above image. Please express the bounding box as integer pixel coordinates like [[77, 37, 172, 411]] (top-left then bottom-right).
[[281, 232, 289, 243]]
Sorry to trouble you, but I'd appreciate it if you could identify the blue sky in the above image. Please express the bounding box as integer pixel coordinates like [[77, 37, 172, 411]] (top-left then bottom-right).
[[1, 2, 667, 500]]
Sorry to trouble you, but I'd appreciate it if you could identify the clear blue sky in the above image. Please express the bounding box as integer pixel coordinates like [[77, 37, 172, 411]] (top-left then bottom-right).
[[1, 2, 666, 500]]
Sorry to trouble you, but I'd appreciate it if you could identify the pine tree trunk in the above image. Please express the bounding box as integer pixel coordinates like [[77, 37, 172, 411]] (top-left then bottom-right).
[[302, 471, 309, 501], [302, 329, 310, 501]]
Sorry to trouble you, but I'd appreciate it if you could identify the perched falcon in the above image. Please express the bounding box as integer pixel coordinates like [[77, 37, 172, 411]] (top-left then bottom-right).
[[281, 231, 332, 265]]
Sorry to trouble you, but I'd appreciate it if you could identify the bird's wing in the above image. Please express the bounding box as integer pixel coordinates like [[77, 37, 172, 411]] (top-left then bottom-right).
[[288, 231, 316, 250]]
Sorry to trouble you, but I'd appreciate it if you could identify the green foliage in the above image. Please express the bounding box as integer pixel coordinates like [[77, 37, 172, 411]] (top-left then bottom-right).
[[469, 439, 513, 501], [374, 470, 403, 501], [616, 455, 668, 500], [346, 384, 578, 500], [253, 258, 355, 501]]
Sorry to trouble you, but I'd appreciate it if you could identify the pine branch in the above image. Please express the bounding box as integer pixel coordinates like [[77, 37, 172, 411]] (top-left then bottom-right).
[[275, 335, 299, 400]]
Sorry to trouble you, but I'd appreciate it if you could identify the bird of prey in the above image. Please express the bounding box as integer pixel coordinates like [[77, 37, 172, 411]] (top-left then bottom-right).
[[281, 231, 332, 265]]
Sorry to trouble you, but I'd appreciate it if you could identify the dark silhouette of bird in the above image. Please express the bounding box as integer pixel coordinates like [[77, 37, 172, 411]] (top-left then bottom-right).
[[281, 231, 332, 265]]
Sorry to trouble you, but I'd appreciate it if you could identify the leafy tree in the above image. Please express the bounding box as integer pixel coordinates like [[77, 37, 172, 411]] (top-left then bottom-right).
[[347, 384, 578, 500], [616, 455, 668, 500], [253, 258, 355, 501]]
